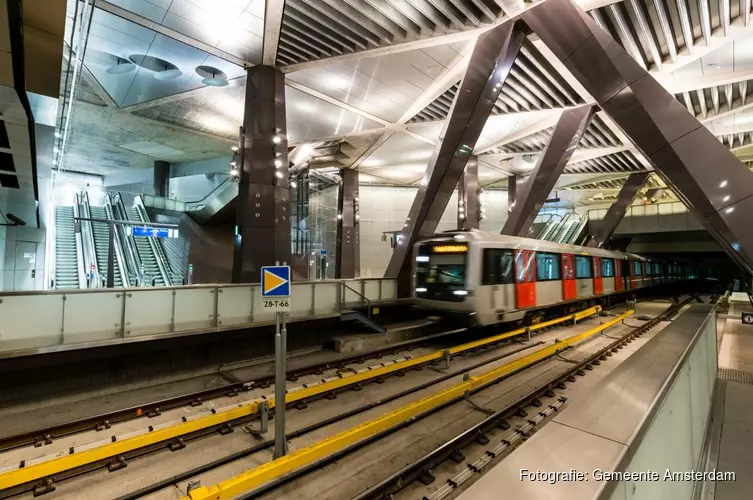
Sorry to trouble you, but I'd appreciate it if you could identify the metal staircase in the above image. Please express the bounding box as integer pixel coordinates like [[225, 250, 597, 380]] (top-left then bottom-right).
[[53, 206, 82, 289]]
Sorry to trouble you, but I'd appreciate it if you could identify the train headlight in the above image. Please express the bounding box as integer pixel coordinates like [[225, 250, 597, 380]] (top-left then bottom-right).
[[416, 287, 427, 293], [416, 255, 430, 263], [453, 290, 469, 296]]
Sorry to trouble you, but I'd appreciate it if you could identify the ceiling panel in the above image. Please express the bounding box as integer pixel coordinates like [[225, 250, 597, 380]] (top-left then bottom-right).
[[359, 132, 435, 168], [285, 41, 471, 122], [107, 0, 264, 63], [275, 0, 498, 66], [85, 8, 245, 107], [130, 80, 384, 143]]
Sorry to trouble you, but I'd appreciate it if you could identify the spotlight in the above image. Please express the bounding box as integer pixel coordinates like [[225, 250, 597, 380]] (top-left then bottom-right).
[[275, 171, 283, 178], [272, 135, 282, 144], [231, 146, 239, 152], [290, 180, 298, 188], [274, 159, 282, 168], [230, 168, 239, 176]]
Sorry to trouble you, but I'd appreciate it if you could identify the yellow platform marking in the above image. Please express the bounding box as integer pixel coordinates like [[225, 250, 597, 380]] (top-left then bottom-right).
[[184, 309, 633, 500], [263, 269, 287, 294], [0, 306, 601, 491]]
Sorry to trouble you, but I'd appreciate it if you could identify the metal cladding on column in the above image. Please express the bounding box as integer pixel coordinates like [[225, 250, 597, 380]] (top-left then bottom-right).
[[457, 156, 480, 230], [507, 174, 519, 211], [336, 168, 360, 278], [384, 21, 525, 284], [233, 66, 291, 283], [586, 172, 650, 248], [153, 161, 170, 198], [524, 0, 753, 273], [501, 105, 595, 237]]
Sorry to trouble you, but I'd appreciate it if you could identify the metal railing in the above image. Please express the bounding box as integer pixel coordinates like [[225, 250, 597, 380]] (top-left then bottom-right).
[[0, 278, 400, 356], [587, 200, 688, 221], [104, 194, 136, 287]]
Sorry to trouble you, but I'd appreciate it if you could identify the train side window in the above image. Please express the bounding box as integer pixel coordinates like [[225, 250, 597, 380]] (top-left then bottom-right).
[[645, 262, 653, 276], [536, 252, 561, 281], [602, 258, 615, 277], [482, 249, 514, 285], [634, 261, 643, 276], [575, 256, 592, 278]]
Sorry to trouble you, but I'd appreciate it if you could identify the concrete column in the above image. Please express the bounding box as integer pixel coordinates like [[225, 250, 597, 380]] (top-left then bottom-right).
[[384, 21, 525, 296], [335, 169, 360, 278], [507, 174, 519, 212], [232, 66, 291, 283], [457, 156, 479, 230], [586, 172, 650, 248], [501, 105, 595, 237], [524, 0, 753, 274], [153, 161, 170, 198]]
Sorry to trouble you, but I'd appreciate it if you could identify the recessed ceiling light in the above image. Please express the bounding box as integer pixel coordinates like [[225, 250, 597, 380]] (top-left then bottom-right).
[[107, 59, 135, 74], [155, 69, 182, 80], [202, 77, 229, 87], [196, 65, 229, 87]]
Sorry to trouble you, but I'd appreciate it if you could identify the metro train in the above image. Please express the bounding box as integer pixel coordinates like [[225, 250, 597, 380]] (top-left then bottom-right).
[[413, 230, 694, 326]]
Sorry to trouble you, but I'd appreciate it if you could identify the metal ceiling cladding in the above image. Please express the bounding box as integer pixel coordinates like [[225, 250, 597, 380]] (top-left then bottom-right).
[[523, 0, 753, 274], [384, 20, 526, 289], [501, 105, 596, 237], [407, 40, 583, 124], [498, 115, 621, 156], [274, 0, 503, 66], [586, 171, 651, 248], [564, 150, 646, 174]]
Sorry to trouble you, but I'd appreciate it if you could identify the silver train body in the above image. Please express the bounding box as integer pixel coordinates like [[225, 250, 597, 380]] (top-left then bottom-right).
[[413, 230, 689, 326]]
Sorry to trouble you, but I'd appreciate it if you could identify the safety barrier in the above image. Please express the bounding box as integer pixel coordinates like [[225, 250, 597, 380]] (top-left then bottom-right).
[[0, 279, 398, 356]]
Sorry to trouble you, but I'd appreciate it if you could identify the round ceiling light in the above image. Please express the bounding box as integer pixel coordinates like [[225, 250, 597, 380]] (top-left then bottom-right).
[[154, 69, 183, 80], [107, 59, 135, 74], [196, 65, 229, 87]]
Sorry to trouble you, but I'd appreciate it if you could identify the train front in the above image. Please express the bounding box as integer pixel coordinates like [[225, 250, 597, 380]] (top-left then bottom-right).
[[413, 235, 476, 320]]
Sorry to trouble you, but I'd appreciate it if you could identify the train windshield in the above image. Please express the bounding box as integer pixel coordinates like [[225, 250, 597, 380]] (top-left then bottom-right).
[[415, 243, 467, 300]]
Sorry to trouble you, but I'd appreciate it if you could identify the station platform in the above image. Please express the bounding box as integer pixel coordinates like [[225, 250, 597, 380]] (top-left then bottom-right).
[[0, 278, 401, 358]]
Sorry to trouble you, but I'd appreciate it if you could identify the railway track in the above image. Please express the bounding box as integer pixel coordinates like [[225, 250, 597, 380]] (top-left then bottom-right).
[[0, 325, 463, 454], [0, 306, 605, 498], [183, 297, 693, 500]]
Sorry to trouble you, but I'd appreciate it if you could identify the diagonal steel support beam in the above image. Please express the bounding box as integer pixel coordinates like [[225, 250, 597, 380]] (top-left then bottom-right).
[[384, 21, 526, 289], [524, 0, 753, 274], [501, 105, 595, 237], [585, 172, 650, 248]]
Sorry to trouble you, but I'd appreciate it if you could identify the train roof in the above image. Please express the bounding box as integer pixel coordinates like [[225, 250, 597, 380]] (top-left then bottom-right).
[[417, 229, 649, 261]]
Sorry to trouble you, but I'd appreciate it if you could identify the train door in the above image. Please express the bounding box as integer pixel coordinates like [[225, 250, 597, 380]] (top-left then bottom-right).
[[615, 260, 624, 292], [593, 256, 603, 294], [515, 249, 536, 309], [561, 253, 576, 300]]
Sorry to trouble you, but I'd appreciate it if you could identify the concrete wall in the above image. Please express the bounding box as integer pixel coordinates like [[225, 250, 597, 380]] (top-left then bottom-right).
[[0, 226, 5, 291], [2, 226, 47, 291]]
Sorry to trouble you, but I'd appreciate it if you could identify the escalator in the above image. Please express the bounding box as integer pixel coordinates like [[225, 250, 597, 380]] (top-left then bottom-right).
[[121, 203, 167, 286], [53, 206, 83, 289], [88, 205, 124, 287]]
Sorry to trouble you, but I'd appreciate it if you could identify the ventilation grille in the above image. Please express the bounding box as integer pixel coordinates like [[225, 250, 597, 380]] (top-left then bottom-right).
[[718, 368, 753, 384]]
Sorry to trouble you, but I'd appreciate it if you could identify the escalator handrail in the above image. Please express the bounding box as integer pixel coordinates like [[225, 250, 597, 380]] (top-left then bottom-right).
[[71, 197, 88, 288], [134, 195, 180, 284], [102, 194, 132, 287], [111, 193, 142, 285], [78, 192, 100, 287], [554, 212, 581, 243], [125, 193, 172, 286]]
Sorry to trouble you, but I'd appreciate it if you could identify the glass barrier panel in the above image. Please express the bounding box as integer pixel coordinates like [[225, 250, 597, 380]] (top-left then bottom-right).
[[174, 287, 216, 332], [63, 291, 124, 344], [313, 282, 340, 314], [0, 295, 64, 352], [217, 286, 254, 328], [382, 279, 398, 300], [343, 283, 363, 304], [658, 202, 673, 214], [631, 205, 646, 216], [124, 289, 174, 336], [364, 280, 381, 301], [645, 204, 658, 216], [289, 283, 315, 319]]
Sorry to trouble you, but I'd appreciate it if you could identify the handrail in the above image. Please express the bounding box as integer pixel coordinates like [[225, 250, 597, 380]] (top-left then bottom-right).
[[554, 212, 581, 243], [134, 195, 174, 285], [122, 193, 172, 286], [341, 281, 372, 317], [110, 193, 141, 284], [179, 178, 233, 211], [71, 198, 87, 288], [78, 193, 99, 287], [103, 194, 131, 287]]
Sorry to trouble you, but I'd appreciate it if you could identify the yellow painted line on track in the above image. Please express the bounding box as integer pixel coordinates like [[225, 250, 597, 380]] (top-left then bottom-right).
[[0, 306, 601, 491], [184, 309, 633, 500]]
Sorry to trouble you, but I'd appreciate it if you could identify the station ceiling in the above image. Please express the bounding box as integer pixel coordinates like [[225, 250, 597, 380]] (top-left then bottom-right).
[[49, 0, 753, 208]]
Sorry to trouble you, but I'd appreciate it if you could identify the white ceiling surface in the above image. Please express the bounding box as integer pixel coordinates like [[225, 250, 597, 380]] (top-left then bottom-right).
[[46, 0, 753, 212], [106, 0, 265, 63]]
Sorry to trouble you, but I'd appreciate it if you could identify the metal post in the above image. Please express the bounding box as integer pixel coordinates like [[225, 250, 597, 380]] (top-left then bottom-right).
[[106, 222, 115, 288], [274, 310, 289, 458]]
